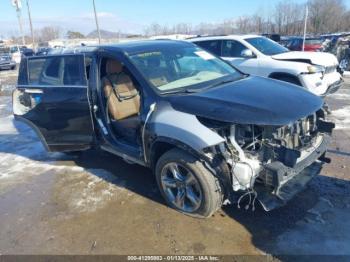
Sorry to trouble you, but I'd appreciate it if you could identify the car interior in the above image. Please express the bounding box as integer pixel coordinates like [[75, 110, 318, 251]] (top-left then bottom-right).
[[132, 54, 172, 87], [100, 58, 141, 145]]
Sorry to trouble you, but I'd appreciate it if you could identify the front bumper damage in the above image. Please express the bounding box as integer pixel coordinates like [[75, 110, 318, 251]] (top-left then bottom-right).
[[299, 71, 343, 97], [321, 78, 343, 97], [255, 134, 331, 211]]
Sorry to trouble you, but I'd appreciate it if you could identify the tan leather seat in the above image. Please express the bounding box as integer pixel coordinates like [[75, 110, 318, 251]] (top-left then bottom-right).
[[103, 60, 140, 121]]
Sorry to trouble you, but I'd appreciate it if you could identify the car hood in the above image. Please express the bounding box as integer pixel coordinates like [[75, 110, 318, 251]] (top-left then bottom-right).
[[272, 51, 338, 67], [167, 76, 323, 126]]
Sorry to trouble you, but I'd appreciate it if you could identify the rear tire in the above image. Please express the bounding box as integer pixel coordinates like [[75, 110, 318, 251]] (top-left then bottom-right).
[[155, 148, 223, 218]]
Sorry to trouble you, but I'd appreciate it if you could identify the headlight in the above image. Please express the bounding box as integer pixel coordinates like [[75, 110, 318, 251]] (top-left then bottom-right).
[[307, 65, 325, 74]]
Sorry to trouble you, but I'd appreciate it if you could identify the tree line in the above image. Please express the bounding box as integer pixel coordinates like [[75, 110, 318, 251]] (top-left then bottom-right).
[[144, 0, 350, 36], [9, 0, 350, 45]]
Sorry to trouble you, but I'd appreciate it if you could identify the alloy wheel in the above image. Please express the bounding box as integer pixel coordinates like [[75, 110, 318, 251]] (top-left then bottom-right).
[[160, 162, 203, 213]]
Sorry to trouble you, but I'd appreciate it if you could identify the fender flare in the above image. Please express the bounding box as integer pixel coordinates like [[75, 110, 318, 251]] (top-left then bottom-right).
[[148, 136, 206, 170]]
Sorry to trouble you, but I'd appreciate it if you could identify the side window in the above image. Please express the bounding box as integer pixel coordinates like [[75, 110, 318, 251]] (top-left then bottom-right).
[[27, 55, 87, 86], [45, 57, 61, 78], [195, 40, 222, 56], [28, 58, 46, 84], [28, 57, 63, 85], [222, 40, 248, 58], [63, 56, 86, 85]]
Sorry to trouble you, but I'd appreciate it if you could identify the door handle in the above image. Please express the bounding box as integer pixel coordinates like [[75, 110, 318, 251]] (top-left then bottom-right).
[[24, 89, 43, 94]]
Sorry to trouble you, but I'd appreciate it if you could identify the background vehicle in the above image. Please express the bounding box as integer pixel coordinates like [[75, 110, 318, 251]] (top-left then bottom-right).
[[13, 41, 334, 218], [190, 35, 342, 96], [9, 45, 22, 63], [286, 37, 323, 52], [35, 47, 53, 56], [0, 48, 16, 70], [20, 47, 35, 57], [261, 33, 281, 43]]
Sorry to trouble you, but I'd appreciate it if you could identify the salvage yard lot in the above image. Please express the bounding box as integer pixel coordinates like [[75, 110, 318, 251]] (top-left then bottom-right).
[[0, 69, 349, 255]]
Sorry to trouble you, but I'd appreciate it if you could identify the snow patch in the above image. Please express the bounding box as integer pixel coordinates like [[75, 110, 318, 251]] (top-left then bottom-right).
[[0, 100, 129, 213], [343, 71, 350, 77], [331, 106, 350, 130], [328, 92, 350, 100], [56, 168, 129, 213]]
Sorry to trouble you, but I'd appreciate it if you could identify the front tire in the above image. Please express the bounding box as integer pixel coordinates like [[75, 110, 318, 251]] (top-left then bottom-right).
[[155, 148, 223, 218]]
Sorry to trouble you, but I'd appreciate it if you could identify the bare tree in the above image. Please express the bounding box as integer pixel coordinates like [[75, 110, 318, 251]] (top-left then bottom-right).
[[308, 0, 346, 34], [37, 26, 62, 42], [273, 0, 305, 35], [141, 0, 350, 37]]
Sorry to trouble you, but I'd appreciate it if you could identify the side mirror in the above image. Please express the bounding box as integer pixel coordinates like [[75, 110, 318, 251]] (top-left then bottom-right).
[[241, 49, 255, 58]]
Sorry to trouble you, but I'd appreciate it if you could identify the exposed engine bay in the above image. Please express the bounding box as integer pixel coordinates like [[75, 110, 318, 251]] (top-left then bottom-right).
[[198, 108, 335, 211]]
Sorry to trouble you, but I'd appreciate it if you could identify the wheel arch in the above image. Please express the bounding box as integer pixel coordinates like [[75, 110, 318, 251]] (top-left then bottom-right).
[[149, 137, 233, 202], [268, 72, 302, 86], [149, 137, 204, 171]]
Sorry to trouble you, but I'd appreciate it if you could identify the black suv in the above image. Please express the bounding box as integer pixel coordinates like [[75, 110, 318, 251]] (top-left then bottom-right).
[[13, 40, 334, 217]]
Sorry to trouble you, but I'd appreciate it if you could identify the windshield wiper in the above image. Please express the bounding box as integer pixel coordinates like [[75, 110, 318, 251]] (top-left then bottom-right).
[[185, 75, 247, 93], [161, 89, 194, 95], [161, 75, 247, 95]]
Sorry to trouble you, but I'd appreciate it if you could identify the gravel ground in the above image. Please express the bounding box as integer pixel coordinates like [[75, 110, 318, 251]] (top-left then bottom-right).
[[0, 68, 349, 256]]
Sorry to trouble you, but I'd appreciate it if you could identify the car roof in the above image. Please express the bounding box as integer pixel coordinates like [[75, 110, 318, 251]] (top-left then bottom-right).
[[189, 34, 261, 42], [47, 40, 195, 56], [102, 40, 194, 54]]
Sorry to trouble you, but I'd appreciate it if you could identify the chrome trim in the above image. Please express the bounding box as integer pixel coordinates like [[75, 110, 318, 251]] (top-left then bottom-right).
[[24, 88, 43, 94]]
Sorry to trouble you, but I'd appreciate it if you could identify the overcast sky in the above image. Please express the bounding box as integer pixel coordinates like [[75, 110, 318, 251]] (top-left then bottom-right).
[[0, 0, 346, 37]]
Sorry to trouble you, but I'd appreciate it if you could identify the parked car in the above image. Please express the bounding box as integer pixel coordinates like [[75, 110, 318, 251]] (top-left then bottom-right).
[[279, 36, 293, 47], [0, 52, 16, 70], [189, 35, 343, 96], [10, 45, 22, 64], [20, 47, 34, 57], [13, 40, 334, 217], [286, 37, 323, 52], [261, 33, 281, 43], [35, 47, 53, 56]]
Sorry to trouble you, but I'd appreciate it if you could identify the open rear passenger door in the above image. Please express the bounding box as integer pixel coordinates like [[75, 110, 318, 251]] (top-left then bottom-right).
[[13, 54, 94, 152]]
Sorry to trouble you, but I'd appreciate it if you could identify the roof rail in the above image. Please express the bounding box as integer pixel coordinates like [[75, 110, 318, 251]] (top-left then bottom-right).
[[186, 34, 229, 40]]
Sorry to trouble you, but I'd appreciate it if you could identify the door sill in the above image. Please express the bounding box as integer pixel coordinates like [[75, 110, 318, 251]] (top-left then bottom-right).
[[100, 144, 146, 167]]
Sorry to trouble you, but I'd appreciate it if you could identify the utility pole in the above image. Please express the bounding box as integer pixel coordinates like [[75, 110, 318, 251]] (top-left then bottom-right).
[[12, 0, 25, 46], [302, 5, 308, 52], [26, 0, 35, 50], [92, 0, 101, 44]]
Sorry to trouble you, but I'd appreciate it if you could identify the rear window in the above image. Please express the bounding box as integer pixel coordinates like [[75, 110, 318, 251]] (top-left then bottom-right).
[[305, 39, 322, 45], [27, 55, 87, 86]]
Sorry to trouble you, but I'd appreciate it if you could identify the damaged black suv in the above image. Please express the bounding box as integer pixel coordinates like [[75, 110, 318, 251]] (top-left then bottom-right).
[[13, 40, 334, 218]]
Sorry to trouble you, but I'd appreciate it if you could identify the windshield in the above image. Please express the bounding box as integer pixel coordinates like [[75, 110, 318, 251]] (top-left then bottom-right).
[[245, 37, 289, 55], [128, 46, 241, 93]]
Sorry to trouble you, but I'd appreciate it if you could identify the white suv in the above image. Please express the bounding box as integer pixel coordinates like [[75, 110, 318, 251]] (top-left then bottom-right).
[[189, 35, 343, 96]]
